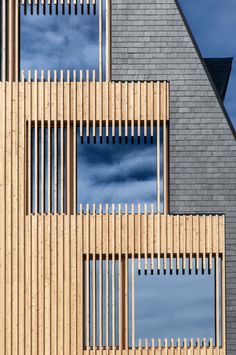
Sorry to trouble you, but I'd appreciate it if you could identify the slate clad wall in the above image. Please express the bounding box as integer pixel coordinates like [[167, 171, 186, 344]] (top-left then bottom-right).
[[111, 0, 236, 353]]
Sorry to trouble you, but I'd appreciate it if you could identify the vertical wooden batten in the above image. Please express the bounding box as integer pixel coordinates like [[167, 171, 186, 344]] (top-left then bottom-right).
[[1, 0, 19, 81], [106, 0, 111, 81]]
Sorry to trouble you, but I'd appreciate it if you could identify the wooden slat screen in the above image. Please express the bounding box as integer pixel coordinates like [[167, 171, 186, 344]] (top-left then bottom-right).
[[1, 1, 109, 80], [18, 74, 169, 126], [20, 1, 98, 15], [0, 79, 225, 354], [0, 78, 169, 215]]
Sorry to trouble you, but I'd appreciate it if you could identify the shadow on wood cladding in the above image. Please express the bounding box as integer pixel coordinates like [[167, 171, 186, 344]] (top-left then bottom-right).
[[1, 1, 110, 81]]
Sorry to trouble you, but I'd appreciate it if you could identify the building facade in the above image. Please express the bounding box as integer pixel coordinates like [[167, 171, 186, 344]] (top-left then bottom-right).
[[0, 0, 235, 354]]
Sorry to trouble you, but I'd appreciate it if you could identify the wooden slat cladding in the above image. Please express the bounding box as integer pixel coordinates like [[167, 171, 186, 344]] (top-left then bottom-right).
[[0, 79, 226, 354], [0, 79, 169, 214], [0, 80, 169, 126], [83, 346, 225, 354], [20, 0, 97, 5], [1, 1, 109, 81], [1, 0, 19, 81], [20, 1, 98, 15], [27, 213, 225, 263]]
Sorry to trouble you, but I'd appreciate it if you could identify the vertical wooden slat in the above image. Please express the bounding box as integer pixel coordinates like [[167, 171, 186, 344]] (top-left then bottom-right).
[[25, 73, 32, 354], [163, 214, 167, 272], [99, 203, 103, 349], [157, 82, 160, 213], [72, 70, 77, 354], [52, 215, 58, 355], [2, 1, 6, 81], [32, 70, 39, 213], [196, 215, 200, 272], [44, 209, 51, 354], [150, 82, 154, 137], [209, 215, 213, 272], [79, 71, 83, 138], [0, 83, 6, 354], [92, 204, 96, 349], [151, 204, 154, 272], [86, 70, 90, 138], [47, 72, 51, 215], [8, 1, 13, 82], [183, 215, 186, 272], [176, 215, 180, 272], [105, 81, 109, 139], [38, 72, 45, 354], [106, 0, 111, 81], [15, 0, 19, 81], [131, 204, 135, 349], [163, 81, 168, 214], [144, 204, 148, 273], [92, 71, 96, 139], [12, 74, 19, 355], [86, 204, 90, 348], [66, 71, 72, 215], [112, 81, 115, 139], [118, 81, 122, 138], [53, 71, 58, 214], [58, 71, 64, 214], [125, 82, 128, 138], [78, 204, 84, 352], [99, 0, 102, 82], [215, 216, 219, 348], [32, 211, 38, 355], [5, 83, 13, 354], [105, 204, 109, 349], [118, 204, 122, 350], [38, 213, 45, 354], [112, 204, 116, 349], [138, 203, 141, 273], [125, 204, 129, 349], [157, 212, 161, 273], [64, 113, 71, 353], [209, 337, 213, 355], [222, 216, 226, 353], [41, 71, 45, 213], [190, 215, 193, 272], [19, 76, 25, 355], [202, 215, 206, 272], [57, 212, 63, 355], [144, 81, 147, 137], [99, 81, 103, 138], [137, 81, 141, 138], [169, 215, 173, 273]]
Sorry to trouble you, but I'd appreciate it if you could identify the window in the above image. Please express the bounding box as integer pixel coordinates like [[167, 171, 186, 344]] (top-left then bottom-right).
[[84, 256, 223, 349], [1, 0, 110, 81], [28, 125, 165, 214]]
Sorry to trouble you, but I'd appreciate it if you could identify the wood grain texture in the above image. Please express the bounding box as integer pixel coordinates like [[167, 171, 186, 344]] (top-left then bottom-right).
[[0, 78, 225, 354]]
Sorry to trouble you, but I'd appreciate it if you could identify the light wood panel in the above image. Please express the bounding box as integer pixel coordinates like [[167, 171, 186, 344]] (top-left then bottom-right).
[[0, 78, 225, 354], [0, 80, 169, 126], [1, 79, 169, 214], [1, 0, 19, 81], [67, 213, 224, 262], [82, 347, 224, 354]]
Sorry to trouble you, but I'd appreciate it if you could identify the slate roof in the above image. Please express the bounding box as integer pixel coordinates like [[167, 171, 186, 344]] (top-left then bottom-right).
[[204, 57, 233, 102]]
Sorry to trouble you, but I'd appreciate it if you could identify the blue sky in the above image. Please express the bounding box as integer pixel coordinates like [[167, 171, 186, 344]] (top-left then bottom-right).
[[180, 0, 236, 129], [22, 0, 234, 346]]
